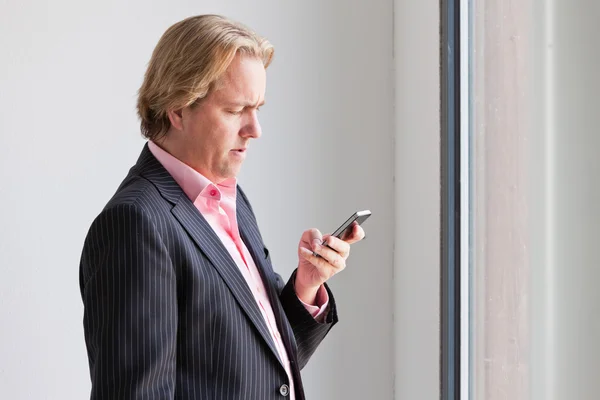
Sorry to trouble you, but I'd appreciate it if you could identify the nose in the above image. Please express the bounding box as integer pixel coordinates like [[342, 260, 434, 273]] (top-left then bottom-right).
[[240, 110, 262, 139]]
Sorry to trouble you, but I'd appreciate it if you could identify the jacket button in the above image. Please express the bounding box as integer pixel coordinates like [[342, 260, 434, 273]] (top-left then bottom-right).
[[279, 384, 290, 397]]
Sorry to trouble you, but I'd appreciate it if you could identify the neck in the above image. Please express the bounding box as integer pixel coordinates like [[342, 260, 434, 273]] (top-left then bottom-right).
[[152, 137, 222, 184]]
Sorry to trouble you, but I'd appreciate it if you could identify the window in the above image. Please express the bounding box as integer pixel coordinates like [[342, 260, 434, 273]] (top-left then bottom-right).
[[441, 1, 531, 398]]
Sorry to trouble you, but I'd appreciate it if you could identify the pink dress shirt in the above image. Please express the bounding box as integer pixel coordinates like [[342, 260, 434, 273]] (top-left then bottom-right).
[[148, 141, 329, 398]]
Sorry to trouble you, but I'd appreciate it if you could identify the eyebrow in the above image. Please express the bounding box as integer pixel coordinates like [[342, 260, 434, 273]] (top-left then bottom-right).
[[226, 99, 266, 108]]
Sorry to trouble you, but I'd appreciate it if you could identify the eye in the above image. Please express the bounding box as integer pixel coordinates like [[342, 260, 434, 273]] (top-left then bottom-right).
[[228, 109, 243, 115]]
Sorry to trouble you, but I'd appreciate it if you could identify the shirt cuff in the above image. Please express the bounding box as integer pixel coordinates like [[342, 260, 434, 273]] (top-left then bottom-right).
[[298, 284, 330, 323]]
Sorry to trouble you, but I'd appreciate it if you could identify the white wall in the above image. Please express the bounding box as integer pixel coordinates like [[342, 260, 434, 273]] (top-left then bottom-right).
[[0, 1, 398, 399]]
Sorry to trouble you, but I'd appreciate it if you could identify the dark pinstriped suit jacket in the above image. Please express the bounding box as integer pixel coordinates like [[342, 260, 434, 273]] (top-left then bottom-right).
[[79, 144, 338, 399]]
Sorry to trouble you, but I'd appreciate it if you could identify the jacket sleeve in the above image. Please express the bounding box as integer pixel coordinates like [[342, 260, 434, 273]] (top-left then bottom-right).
[[278, 270, 338, 370], [79, 203, 177, 400]]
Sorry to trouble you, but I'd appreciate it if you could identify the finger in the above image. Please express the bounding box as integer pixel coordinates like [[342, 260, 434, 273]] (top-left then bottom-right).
[[312, 240, 347, 270], [299, 247, 341, 278], [344, 223, 366, 245], [321, 235, 350, 259], [302, 228, 324, 251]]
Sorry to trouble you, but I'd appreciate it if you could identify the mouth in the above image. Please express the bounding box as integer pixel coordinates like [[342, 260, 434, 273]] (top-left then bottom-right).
[[230, 148, 247, 159]]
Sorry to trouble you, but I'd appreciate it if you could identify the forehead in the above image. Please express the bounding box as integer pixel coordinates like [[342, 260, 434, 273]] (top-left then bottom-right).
[[212, 55, 266, 103]]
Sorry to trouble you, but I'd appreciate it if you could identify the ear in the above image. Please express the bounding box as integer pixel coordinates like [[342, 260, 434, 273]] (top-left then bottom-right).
[[167, 108, 184, 131]]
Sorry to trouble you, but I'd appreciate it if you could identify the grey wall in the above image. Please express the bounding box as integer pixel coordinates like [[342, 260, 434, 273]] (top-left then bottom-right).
[[393, 0, 441, 399], [531, 1, 600, 400], [0, 1, 399, 399]]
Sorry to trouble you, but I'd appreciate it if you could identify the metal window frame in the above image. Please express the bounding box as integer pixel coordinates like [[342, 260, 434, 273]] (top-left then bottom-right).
[[440, 0, 470, 399]]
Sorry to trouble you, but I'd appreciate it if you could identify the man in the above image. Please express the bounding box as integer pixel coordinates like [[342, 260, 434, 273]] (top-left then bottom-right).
[[79, 14, 365, 400]]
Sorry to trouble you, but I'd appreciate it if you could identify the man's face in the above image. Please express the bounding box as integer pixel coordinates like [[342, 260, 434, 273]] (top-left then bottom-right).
[[175, 54, 266, 183]]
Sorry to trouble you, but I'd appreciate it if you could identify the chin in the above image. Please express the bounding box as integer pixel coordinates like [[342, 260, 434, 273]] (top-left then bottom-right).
[[218, 168, 239, 181]]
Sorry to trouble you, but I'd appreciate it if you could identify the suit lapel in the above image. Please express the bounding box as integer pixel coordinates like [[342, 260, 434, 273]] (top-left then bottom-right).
[[236, 191, 300, 366], [135, 144, 283, 366]]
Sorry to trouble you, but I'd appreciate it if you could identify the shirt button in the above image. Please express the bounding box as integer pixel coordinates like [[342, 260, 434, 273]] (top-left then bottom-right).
[[279, 384, 290, 397], [276, 331, 281, 339], [209, 189, 217, 197]]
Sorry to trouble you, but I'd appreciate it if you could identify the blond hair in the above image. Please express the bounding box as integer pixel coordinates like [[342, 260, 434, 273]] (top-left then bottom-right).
[[137, 15, 274, 141]]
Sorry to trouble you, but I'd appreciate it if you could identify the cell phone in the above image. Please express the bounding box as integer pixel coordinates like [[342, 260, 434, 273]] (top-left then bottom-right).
[[313, 210, 371, 257], [330, 210, 371, 241]]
